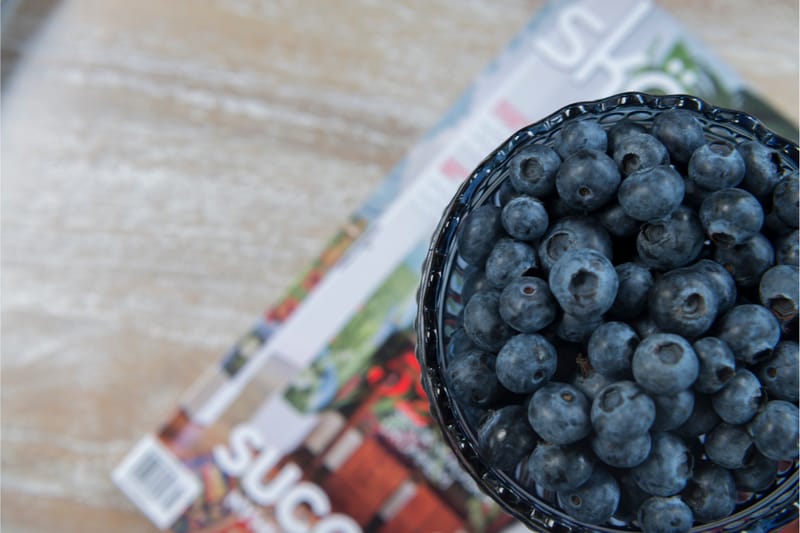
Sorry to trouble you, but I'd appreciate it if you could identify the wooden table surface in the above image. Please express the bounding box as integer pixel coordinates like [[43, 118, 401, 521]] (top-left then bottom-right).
[[2, 1, 798, 532]]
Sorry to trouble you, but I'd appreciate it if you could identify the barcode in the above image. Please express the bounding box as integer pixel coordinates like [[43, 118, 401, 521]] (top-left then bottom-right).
[[113, 435, 201, 530]]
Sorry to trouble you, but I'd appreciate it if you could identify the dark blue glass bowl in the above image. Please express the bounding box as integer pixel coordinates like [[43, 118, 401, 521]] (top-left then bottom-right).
[[416, 92, 799, 532]]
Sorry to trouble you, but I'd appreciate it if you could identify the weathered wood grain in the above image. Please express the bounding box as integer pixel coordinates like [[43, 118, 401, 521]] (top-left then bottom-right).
[[1, 1, 797, 531]]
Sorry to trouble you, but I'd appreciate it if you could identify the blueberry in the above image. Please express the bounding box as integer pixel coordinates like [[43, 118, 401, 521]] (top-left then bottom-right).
[[485, 238, 538, 289], [525, 441, 594, 492], [743, 520, 776, 533], [775, 229, 799, 265], [538, 216, 613, 272], [444, 348, 505, 407], [632, 316, 662, 339], [637, 496, 694, 533], [592, 430, 651, 468], [501, 195, 549, 241], [704, 422, 754, 469], [650, 389, 694, 432], [608, 262, 653, 320], [757, 341, 799, 402], [615, 472, 651, 523], [528, 382, 591, 445], [457, 204, 503, 266], [556, 311, 604, 343], [570, 364, 613, 401], [612, 132, 670, 176], [687, 259, 737, 313], [682, 463, 736, 523], [687, 141, 746, 190], [546, 195, 584, 220], [681, 175, 713, 210], [711, 368, 763, 424], [632, 432, 693, 496], [738, 140, 784, 200], [637, 206, 705, 271], [733, 451, 778, 492], [556, 468, 620, 525], [587, 322, 639, 379], [692, 337, 736, 394], [549, 248, 618, 317], [555, 149, 621, 212], [461, 268, 491, 304], [444, 327, 475, 364], [759, 264, 799, 322], [607, 119, 647, 155], [498, 276, 557, 333], [632, 333, 699, 395], [477, 404, 538, 471], [676, 393, 721, 438], [773, 173, 799, 228], [764, 207, 795, 238], [509, 144, 561, 196], [597, 202, 641, 239], [495, 177, 519, 205], [618, 165, 685, 222], [459, 403, 490, 430], [496, 334, 557, 394], [591, 380, 655, 440], [713, 233, 775, 288], [699, 188, 764, 248], [462, 290, 513, 351], [717, 304, 781, 365], [555, 119, 608, 160], [648, 268, 719, 339], [651, 109, 706, 166], [747, 400, 799, 461]]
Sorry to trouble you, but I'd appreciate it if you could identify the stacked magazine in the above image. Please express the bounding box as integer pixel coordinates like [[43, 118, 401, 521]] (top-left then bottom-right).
[[113, 1, 796, 531]]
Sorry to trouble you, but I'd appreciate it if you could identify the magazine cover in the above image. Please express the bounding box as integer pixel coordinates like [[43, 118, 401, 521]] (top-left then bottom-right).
[[113, 1, 797, 531]]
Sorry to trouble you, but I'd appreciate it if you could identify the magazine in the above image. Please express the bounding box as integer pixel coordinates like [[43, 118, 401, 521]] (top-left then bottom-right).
[[113, 1, 796, 531]]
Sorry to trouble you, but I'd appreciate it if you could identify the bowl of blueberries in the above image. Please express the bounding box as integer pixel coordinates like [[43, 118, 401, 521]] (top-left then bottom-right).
[[416, 92, 798, 533]]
